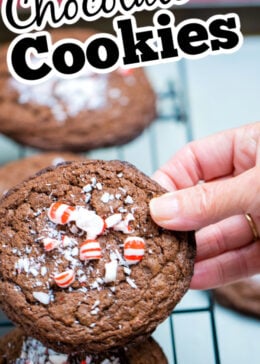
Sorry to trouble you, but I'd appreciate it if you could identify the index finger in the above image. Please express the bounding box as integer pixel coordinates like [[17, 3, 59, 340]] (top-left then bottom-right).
[[153, 123, 260, 191]]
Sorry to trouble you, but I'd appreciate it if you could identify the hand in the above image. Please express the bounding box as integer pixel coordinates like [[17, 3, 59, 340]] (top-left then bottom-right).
[[149, 122, 260, 290]]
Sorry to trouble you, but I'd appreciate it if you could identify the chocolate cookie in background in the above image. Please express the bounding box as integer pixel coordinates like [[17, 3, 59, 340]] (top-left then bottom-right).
[[0, 28, 157, 152], [0, 160, 196, 354], [0, 328, 168, 364], [0, 152, 84, 196], [213, 274, 260, 318]]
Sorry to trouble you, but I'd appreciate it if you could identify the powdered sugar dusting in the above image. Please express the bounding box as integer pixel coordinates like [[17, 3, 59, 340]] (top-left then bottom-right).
[[9, 71, 108, 122], [16, 335, 122, 363]]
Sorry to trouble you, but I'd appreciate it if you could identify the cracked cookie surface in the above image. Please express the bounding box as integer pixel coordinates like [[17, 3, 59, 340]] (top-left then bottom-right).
[[0, 160, 195, 353]]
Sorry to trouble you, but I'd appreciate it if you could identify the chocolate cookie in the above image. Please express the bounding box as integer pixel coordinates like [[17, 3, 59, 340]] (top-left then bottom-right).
[[0, 152, 84, 196], [213, 275, 260, 318], [0, 28, 156, 152], [0, 160, 195, 353], [0, 329, 168, 364]]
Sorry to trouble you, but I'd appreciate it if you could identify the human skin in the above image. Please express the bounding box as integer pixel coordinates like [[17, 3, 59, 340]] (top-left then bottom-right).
[[150, 122, 260, 289]]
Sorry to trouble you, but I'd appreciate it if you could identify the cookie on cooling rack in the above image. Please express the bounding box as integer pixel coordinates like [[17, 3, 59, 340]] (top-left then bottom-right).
[[0, 160, 195, 353], [0, 152, 84, 196], [213, 274, 260, 318], [0, 28, 156, 152], [0, 328, 168, 364]]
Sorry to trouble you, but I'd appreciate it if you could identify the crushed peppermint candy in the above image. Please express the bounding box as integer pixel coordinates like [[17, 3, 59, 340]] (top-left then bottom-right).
[[43, 237, 60, 251], [54, 270, 75, 288], [29, 267, 39, 277], [76, 209, 105, 239], [33, 291, 51, 305], [118, 187, 127, 195], [96, 182, 103, 190], [104, 260, 118, 283], [91, 177, 97, 187], [101, 192, 114, 203], [124, 237, 145, 265], [126, 277, 138, 289], [123, 267, 131, 275], [41, 266, 47, 276], [16, 336, 69, 363], [12, 178, 148, 298], [15, 331, 127, 363], [62, 235, 77, 248], [113, 213, 135, 234], [101, 357, 121, 364], [83, 184, 92, 193], [48, 202, 77, 225], [124, 195, 134, 204], [15, 257, 30, 273], [105, 213, 122, 229], [114, 249, 126, 266], [118, 207, 127, 213], [9, 71, 108, 122], [80, 239, 102, 260], [85, 193, 92, 203], [90, 307, 100, 315], [92, 300, 100, 309]]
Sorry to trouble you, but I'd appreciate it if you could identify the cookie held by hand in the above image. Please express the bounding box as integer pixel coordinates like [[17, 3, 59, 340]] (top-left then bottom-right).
[[0, 160, 195, 353]]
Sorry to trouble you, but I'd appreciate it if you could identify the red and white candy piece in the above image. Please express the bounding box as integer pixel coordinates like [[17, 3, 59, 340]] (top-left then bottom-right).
[[62, 235, 77, 248], [54, 269, 75, 288], [80, 239, 102, 260], [114, 213, 134, 234], [48, 202, 76, 225], [105, 213, 122, 229], [76, 208, 105, 239], [43, 237, 60, 251], [124, 236, 145, 265]]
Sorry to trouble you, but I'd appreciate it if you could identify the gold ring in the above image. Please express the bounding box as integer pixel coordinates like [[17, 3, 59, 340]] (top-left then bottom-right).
[[245, 213, 259, 241]]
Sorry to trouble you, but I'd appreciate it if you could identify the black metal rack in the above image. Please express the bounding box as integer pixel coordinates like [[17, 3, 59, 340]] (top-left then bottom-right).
[[156, 60, 220, 364], [170, 291, 220, 364]]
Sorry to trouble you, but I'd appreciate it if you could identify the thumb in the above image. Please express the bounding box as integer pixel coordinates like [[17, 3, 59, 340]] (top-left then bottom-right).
[[150, 167, 260, 231]]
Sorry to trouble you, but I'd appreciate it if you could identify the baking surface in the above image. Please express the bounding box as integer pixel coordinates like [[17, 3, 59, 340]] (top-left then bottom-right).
[[0, 31, 260, 363]]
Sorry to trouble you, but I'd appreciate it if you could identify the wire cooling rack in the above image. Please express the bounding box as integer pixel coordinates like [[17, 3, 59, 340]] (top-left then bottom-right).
[[0, 60, 221, 364], [146, 60, 221, 364]]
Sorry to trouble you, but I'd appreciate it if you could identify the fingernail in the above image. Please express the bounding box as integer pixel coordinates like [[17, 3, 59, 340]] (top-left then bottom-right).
[[149, 193, 179, 222]]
